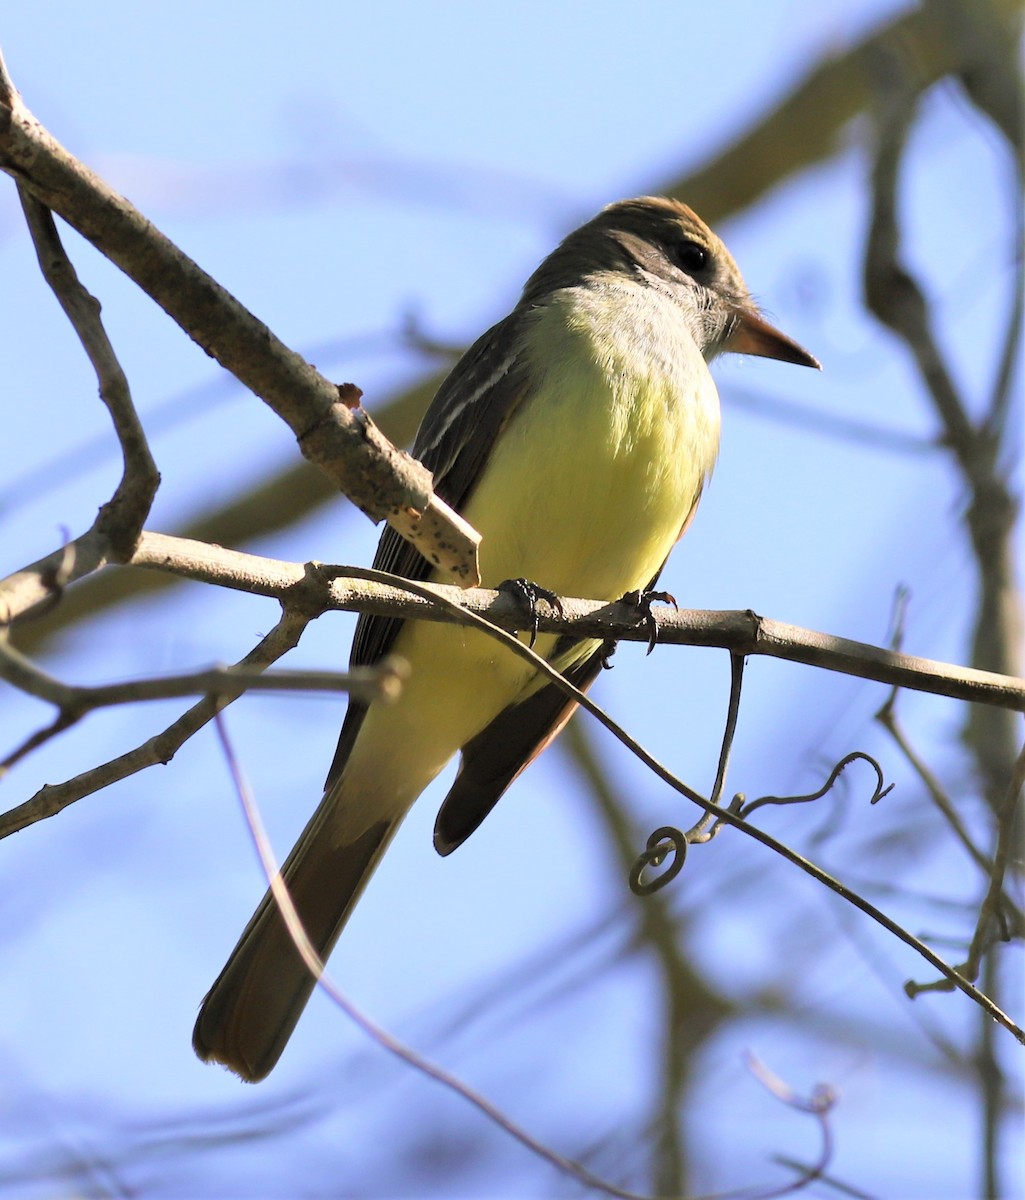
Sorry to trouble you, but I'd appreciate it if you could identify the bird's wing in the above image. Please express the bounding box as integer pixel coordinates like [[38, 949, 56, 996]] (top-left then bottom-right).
[[432, 636, 613, 855], [325, 312, 532, 788]]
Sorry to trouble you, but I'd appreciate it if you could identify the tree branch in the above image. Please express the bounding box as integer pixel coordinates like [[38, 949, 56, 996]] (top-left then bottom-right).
[[0, 189, 160, 622], [863, 38, 1023, 799], [0, 631, 405, 777], [0, 611, 308, 840], [116, 531, 1025, 710]]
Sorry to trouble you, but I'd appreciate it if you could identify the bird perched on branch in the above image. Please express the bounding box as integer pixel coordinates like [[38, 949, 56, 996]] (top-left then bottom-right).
[[194, 196, 819, 1081]]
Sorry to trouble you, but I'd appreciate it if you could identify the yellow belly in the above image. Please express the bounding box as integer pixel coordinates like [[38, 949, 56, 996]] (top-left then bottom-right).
[[347, 280, 721, 806], [468, 301, 719, 599]]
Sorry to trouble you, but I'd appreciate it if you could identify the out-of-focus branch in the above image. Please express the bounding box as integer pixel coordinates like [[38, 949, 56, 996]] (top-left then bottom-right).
[[925, 0, 1024, 159], [908, 745, 1025, 998], [862, 21, 1023, 1196], [0, 47, 481, 587], [564, 719, 731, 1195], [863, 41, 1023, 799], [659, 0, 1024, 217]]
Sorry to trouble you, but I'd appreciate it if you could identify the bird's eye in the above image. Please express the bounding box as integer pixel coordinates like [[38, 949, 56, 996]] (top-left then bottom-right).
[[676, 240, 709, 274]]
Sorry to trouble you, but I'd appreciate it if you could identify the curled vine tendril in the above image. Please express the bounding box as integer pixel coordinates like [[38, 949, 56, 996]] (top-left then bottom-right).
[[628, 826, 687, 895], [738, 751, 893, 819], [629, 751, 893, 898]]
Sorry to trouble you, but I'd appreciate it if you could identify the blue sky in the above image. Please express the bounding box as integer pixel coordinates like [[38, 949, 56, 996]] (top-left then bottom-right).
[[0, 3, 1021, 1197]]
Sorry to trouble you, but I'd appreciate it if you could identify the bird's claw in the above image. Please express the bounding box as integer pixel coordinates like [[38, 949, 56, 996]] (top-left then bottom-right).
[[497, 577, 565, 648], [622, 588, 678, 655]]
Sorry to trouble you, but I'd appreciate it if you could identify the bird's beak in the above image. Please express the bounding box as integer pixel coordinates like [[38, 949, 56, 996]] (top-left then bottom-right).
[[726, 307, 821, 369]]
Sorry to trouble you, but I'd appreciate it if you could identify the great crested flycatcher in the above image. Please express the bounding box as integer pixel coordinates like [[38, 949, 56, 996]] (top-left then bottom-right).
[[194, 197, 819, 1081]]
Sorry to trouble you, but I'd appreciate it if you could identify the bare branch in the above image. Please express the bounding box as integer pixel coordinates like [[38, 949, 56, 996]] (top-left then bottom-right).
[[115, 532, 1025, 710], [863, 40, 1023, 816], [877, 698, 994, 877], [0, 612, 308, 840], [4, 532, 1019, 1043], [7, 528, 1017, 860], [0, 189, 160, 622], [927, 0, 1025, 157], [907, 743, 1025, 997], [17, 189, 159, 552], [0, 535, 113, 629], [863, 71, 981, 475], [0, 632, 406, 777]]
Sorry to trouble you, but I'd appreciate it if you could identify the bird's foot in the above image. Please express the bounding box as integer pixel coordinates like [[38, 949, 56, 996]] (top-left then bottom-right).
[[497, 577, 565, 648], [622, 588, 678, 655]]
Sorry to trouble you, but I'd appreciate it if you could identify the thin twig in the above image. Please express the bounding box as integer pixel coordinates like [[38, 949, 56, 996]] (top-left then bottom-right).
[[1, 189, 159, 622], [17, 189, 159, 554], [907, 742, 1025, 995], [0, 639, 405, 711], [0, 612, 308, 840], [629, 654, 748, 894], [877, 699, 994, 876], [964, 743, 1025, 964], [739, 752, 893, 819], [876, 590, 998, 881], [690, 653, 747, 842], [0, 633, 405, 778]]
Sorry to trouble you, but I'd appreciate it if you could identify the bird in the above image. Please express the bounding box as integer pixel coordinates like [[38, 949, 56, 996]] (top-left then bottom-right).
[[193, 196, 819, 1081]]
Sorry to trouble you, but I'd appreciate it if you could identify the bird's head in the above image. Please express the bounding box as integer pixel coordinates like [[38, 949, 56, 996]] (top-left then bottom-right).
[[524, 196, 820, 369]]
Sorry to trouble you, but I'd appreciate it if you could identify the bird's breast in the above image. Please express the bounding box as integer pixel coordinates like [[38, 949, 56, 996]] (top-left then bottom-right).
[[461, 282, 722, 601]]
